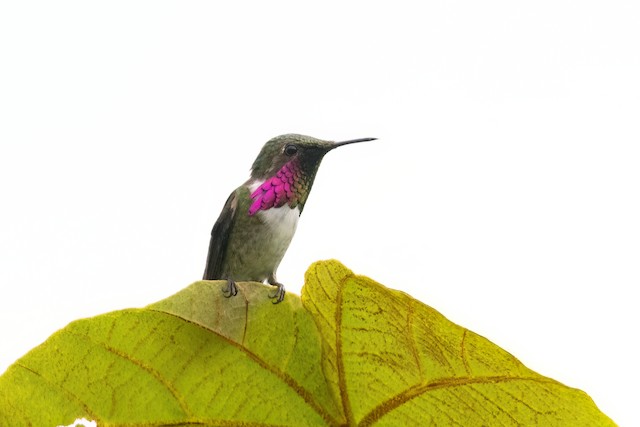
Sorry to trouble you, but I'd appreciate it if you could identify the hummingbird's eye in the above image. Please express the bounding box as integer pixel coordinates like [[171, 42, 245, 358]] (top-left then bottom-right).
[[284, 144, 298, 156]]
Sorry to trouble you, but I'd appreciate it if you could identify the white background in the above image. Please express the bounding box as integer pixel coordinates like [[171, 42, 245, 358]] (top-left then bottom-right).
[[1, 1, 638, 425]]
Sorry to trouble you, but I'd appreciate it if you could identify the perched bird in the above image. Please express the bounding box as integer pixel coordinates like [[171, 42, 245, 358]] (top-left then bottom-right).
[[203, 133, 374, 303]]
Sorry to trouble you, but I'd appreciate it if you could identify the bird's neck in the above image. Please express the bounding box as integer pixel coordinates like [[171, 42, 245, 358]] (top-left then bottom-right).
[[248, 158, 315, 215]]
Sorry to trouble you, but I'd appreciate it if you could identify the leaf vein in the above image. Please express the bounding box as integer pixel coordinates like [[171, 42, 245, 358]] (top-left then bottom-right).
[[406, 299, 423, 380], [66, 329, 193, 418], [150, 309, 338, 426], [469, 386, 519, 426], [460, 329, 471, 375], [427, 393, 467, 427], [14, 363, 98, 421], [358, 376, 559, 426]]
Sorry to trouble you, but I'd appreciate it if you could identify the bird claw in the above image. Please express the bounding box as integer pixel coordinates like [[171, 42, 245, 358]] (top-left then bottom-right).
[[222, 278, 238, 298], [268, 282, 286, 304]]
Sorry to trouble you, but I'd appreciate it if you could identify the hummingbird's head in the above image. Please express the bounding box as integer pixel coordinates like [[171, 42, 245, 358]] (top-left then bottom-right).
[[250, 134, 375, 180], [248, 133, 375, 213]]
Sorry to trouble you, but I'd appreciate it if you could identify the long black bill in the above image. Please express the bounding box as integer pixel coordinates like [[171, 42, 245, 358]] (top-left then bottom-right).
[[332, 137, 377, 149]]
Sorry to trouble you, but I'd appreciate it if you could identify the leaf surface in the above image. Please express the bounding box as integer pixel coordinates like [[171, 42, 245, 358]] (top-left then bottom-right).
[[302, 261, 616, 426], [0, 260, 615, 426]]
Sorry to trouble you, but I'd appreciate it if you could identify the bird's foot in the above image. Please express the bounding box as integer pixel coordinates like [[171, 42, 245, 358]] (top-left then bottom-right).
[[222, 278, 238, 298], [268, 282, 286, 304]]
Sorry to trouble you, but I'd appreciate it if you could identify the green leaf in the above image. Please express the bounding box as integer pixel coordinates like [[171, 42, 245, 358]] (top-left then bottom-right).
[[302, 261, 616, 426], [0, 260, 615, 426]]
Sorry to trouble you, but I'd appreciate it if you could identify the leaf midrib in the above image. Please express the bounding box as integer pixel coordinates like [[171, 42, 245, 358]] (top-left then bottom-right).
[[358, 375, 561, 426]]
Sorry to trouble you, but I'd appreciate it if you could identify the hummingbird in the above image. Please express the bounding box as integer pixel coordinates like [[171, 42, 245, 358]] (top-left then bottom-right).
[[203, 133, 375, 303]]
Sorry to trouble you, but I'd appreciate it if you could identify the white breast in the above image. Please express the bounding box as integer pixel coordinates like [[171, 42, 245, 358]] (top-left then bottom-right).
[[257, 205, 300, 240]]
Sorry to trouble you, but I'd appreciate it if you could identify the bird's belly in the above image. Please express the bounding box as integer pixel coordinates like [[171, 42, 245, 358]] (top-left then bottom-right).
[[225, 206, 299, 282]]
